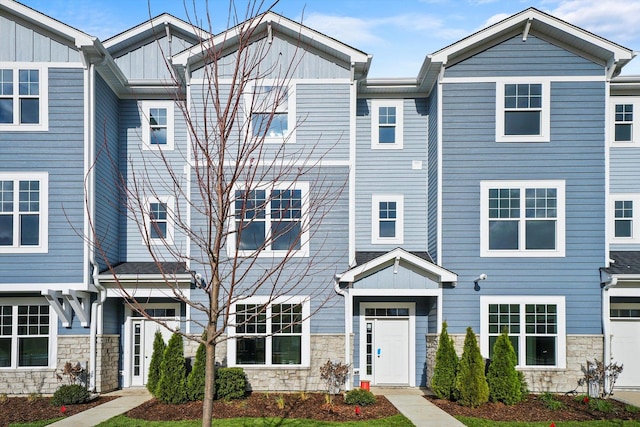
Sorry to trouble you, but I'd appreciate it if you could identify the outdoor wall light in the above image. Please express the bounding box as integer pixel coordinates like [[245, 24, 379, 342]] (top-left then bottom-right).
[[473, 273, 487, 291]]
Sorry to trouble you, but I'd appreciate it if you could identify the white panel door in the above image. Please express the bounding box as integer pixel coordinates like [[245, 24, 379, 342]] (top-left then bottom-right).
[[131, 319, 177, 386], [374, 318, 409, 385], [611, 320, 640, 389]]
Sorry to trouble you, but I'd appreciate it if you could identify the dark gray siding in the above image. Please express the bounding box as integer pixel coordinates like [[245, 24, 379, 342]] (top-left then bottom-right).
[[447, 35, 604, 78], [427, 89, 438, 262], [0, 68, 85, 283]]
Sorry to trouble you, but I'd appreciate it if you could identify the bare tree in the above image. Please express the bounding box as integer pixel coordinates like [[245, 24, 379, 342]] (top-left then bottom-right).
[[90, 1, 347, 425]]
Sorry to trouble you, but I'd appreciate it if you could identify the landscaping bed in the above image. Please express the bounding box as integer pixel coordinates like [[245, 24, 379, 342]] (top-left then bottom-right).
[[0, 395, 116, 427]]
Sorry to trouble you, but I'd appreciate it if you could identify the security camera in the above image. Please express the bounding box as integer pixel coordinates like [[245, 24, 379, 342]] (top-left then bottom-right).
[[474, 273, 487, 282], [195, 273, 202, 282]]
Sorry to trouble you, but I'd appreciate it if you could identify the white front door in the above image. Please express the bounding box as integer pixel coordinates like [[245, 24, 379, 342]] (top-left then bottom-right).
[[130, 318, 178, 387], [374, 318, 409, 385], [611, 319, 640, 388]]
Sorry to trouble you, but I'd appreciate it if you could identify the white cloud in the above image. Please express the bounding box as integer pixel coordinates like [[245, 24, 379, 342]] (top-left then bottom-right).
[[303, 14, 382, 46]]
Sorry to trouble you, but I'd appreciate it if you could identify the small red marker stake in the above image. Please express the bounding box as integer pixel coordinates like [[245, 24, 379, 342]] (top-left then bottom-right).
[[60, 405, 67, 414], [355, 406, 361, 416]]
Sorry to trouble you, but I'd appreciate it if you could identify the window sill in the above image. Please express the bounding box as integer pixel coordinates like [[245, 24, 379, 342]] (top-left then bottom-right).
[[236, 365, 309, 370], [496, 135, 549, 143], [481, 249, 565, 258]]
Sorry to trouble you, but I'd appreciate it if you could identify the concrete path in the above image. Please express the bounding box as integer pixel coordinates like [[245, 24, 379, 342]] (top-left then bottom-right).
[[374, 387, 466, 427], [47, 388, 151, 427], [613, 390, 640, 408]]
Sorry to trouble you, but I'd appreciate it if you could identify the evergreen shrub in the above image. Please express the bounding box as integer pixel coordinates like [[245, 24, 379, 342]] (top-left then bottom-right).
[[344, 388, 376, 406], [454, 327, 489, 407], [155, 332, 188, 404], [51, 384, 90, 406], [431, 321, 458, 400], [186, 342, 206, 401], [215, 367, 246, 400], [487, 329, 522, 404], [146, 330, 166, 396]]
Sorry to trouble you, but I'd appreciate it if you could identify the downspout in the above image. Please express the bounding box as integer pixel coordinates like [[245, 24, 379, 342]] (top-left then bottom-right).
[[601, 275, 617, 394], [334, 274, 352, 390]]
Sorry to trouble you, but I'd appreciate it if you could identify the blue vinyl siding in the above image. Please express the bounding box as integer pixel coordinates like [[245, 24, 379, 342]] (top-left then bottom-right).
[[0, 68, 85, 283], [355, 98, 429, 252], [427, 88, 439, 262], [610, 148, 640, 193], [447, 35, 604, 78]]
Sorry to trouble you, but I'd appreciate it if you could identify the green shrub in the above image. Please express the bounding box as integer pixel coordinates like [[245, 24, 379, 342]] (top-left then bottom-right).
[[589, 398, 614, 413], [626, 404, 640, 413], [146, 330, 166, 396], [540, 392, 565, 410], [431, 321, 458, 400], [454, 327, 489, 407], [215, 367, 246, 400], [51, 384, 90, 406], [518, 371, 529, 397], [155, 332, 188, 404], [186, 342, 206, 401], [486, 329, 522, 405], [344, 388, 376, 406]]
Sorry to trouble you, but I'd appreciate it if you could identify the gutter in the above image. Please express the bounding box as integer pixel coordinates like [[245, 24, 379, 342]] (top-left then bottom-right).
[[334, 274, 352, 390]]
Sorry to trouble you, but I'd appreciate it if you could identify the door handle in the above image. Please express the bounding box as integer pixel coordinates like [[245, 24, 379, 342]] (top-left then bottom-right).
[[377, 348, 381, 358]]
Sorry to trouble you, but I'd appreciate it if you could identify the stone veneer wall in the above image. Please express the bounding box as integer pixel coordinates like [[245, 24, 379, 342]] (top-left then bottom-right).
[[426, 334, 603, 394], [241, 334, 346, 391], [96, 335, 120, 393]]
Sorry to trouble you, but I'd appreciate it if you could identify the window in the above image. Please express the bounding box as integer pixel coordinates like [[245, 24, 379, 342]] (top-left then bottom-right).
[[231, 183, 309, 257], [496, 81, 550, 142], [480, 180, 565, 257], [0, 300, 56, 368], [615, 104, 633, 142], [614, 200, 633, 238], [481, 296, 566, 368], [145, 197, 174, 244], [371, 194, 404, 244], [229, 296, 310, 367], [141, 101, 174, 150], [0, 172, 48, 253], [371, 100, 403, 149], [248, 85, 293, 142], [0, 67, 48, 131]]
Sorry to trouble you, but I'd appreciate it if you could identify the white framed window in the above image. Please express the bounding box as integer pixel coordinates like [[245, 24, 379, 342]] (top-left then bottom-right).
[[496, 80, 550, 142], [141, 101, 174, 150], [144, 196, 174, 245], [614, 104, 633, 142], [480, 180, 565, 257], [371, 100, 403, 149], [371, 194, 404, 244], [228, 296, 310, 367], [610, 195, 640, 243], [0, 172, 48, 254], [247, 83, 295, 143], [0, 298, 57, 369], [481, 296, 566, 368], [0, 65, 48, 131], [229, 182, 309, 257]]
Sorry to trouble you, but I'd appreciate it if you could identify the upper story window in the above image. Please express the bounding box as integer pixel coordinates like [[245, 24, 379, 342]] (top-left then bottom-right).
[[230, 183, 309, 257], [142, 101, 174, 150], [481, 296, 566, 368], [614, 200, 633, 238], [0, 172, 48, 254], [248, 85, 294, 143], [0, 66, 48, 131], [611, 195, 640, 243], [371, 194, 404, 244], [145, 197, 174, 245], [614, 104, 633, 142], [496, 80, 550, 142], [480, 180, 565, 257], [371, 100, 403, 149]]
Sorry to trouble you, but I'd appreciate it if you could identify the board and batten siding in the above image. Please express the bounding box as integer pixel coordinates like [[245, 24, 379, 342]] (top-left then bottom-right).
[[440, 71, 606, 335], [355, 98, 429, 252], [0, 68, 86, 283]]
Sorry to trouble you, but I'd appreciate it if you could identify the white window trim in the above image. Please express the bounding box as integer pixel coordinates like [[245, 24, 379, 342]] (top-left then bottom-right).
[[141, 101, 175, 150], [495, 79, 550, 143], [480, 180, 565, 257], [371, 194, 404, 244], [480, 296, 566, 369], [371, 99, 404, 149], [0, 172, 48, 254], [610, 98, 639, 146], [611, 194, 640, 243], [0, 297, 58, 369], [143, 196, 175, 245], [227, 182, 310, 258], [0, 64, 49, 132], [244, 81, 296, 144], [227, 295, 310, 368]]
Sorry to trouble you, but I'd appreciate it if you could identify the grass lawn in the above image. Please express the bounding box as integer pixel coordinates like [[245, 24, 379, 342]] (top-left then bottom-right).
[[457, 417, 640, 427]]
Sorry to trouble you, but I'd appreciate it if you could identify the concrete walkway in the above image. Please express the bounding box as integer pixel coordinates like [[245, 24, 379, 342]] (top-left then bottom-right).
[[613, 390, 640, 408], [47, 388, 151, 427], [373, 387, 466, 427]]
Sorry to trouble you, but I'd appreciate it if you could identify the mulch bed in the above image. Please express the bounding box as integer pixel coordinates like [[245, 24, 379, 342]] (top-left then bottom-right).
[[426, 393, 640, 422], [0, 395, 117, 427], [126, 393, 398, 422]]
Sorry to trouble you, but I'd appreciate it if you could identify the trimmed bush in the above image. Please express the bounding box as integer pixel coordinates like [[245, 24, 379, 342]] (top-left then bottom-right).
[[186, 342, 206, 401], [455, 327, 489, 407], [155, 332, 188, 404], [51, 384, 90, 406], [487, 329, 522, 405], [344, 388, 376, 406], [431, 321, 458, 400], [215, 367, 246, 401], [146, 330, 166, 396]]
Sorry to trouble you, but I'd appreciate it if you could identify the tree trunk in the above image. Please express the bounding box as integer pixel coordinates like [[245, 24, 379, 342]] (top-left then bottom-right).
[[201, 325, 217, 427]]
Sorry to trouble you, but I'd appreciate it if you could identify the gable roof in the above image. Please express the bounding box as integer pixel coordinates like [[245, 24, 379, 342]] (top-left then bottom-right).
[[338, 248, 457, 285], [172, 11, 371, 79]]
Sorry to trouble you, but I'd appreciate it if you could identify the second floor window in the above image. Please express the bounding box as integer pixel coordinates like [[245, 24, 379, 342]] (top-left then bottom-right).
[[496, 81, 549, 142], [615, 104, 633, 142], [250, 86, 290, 141], [145, 197, 174, 244], [371, 100, 403, 149], [142, 101, 174, 150], [371, 194, 404, 244], [614, 200, 633, 238], [0, 68, 47, 130]]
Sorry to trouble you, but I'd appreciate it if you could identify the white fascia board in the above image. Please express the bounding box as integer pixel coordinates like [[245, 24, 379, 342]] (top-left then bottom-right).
[[98, 274, 193, 283]]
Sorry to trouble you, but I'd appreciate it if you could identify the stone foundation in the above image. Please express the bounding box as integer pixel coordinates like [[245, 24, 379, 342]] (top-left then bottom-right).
[[96, 335, 120, 393], [426, 334, 603, 394]]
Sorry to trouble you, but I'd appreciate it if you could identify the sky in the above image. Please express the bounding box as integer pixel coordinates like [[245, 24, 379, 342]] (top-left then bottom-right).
[[18, 0, 640, 77]]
